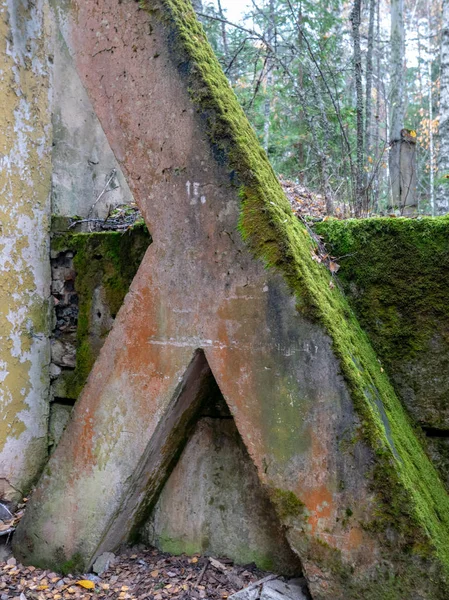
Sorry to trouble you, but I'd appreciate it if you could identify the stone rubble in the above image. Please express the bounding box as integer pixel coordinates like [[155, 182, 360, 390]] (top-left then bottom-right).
[[229, 576, 308, 600], [92, 553, 116, 576]]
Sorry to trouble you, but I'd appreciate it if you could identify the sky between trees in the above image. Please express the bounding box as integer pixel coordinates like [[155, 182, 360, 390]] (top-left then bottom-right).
[[198, 0, 449, 217]]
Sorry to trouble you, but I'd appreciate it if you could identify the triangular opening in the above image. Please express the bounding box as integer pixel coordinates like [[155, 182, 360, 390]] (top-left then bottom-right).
[[131, 351, 303, 577]]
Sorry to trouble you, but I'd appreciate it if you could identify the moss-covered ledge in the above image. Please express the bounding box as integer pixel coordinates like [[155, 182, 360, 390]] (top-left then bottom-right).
[[314, 216, 449, 429], [314, 217, 449, 487], [147, 1, 449, 595], [51, 226, 151, 398]]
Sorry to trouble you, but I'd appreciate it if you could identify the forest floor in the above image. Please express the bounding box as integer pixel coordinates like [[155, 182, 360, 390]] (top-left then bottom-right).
[[0, 545, 272, 600]]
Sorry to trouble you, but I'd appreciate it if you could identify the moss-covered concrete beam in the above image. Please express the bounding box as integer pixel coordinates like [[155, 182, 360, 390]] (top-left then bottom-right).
[[14, 1, 449, 598]]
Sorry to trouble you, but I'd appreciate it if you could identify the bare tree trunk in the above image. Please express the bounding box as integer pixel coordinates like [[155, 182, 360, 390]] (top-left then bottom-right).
[[351, 0, 364, 215], [389, 0, 405, 210], [263, 0, 275, 153], [263, 70, 273, 152], [428, 8, 435, 216], [373, 0, 381, 212], [297, 9, 305, 170], [417, 20, 424, 100], [216, 0, 229, 59], [437, 0, 449, 214], [365, 0, 376, 176]]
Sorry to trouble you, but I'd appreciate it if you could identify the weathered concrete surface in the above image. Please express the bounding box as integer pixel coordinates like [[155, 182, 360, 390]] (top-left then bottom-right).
[[51, 13, 134, 219], [48, 402, 72, 449], [143, 406, 302, 575], [13, 2, 449, 598], [0, 0, 52, 502]]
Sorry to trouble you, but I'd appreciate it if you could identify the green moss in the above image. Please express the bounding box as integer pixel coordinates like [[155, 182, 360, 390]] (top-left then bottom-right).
[[315, 218, 449, 487], [141, 0, 449, 593], [50, 215, 72, 232], [155, 535, 201, 557], [59, 552, 85, 576], [315, 217, 449, 423], [51, 229, 151, 398], [268, 488, 305, 521]]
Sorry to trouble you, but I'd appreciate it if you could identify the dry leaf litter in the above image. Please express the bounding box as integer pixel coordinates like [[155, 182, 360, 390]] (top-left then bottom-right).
[[0, 546, 277, 600]]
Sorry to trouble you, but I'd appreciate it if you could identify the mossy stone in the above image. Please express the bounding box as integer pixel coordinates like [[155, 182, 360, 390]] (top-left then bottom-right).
[[51, 227, 151, 398]]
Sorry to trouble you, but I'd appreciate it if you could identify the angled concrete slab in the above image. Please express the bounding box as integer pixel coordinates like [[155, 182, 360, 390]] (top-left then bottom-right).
[[14, 1, 449, 598]]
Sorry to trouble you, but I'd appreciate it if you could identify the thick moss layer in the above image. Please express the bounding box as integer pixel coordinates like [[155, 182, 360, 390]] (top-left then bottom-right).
[[146, 0, 449, 594], [52, 227, 151, 398], [315, 217, 449, 429]]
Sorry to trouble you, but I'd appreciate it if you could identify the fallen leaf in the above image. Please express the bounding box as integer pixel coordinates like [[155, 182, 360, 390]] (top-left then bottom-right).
[[76, 580, 95, 590]]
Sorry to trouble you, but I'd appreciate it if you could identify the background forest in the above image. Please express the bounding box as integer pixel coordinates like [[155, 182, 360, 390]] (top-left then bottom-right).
[[195, 0, 449, 217]]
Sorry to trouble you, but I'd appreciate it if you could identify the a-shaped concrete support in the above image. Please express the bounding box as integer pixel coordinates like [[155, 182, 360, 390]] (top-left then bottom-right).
[[14, 1, 449, 598]]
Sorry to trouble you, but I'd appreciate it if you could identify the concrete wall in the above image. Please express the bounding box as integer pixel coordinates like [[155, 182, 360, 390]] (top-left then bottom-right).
[[48, 229, 150, 448], [0, 0, 136, 504], [0, 0, 53, 503], [316, 217, 449, 488], [51, 26, 134, 219]]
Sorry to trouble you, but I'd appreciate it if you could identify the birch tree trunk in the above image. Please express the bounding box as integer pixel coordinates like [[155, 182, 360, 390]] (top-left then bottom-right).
[[437, 0, 449, 214], [351, 0, 364, 215], [428, 10, 435, 216], [263, 0, 275, 153], [389, 0, 405, 209], [373, 0, 381, 212], [216, 0, 229, 59], [365, 0, 376, 172]]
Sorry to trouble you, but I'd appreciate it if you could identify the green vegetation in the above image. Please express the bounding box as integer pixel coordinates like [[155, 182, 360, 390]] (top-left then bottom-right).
[[315, 217, 449, 427], [58, 552, 85, 576], [142, 1, 449, 594], [268, 488, 306, 521], [52, 228, 151, 398]]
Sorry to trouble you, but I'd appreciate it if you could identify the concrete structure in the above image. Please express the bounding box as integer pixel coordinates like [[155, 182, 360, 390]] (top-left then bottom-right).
[[0, 0, 136, 502], [13, 2, 449, 599], [51, 25, 134, 219], [143, 393, 302, 575], [389, 129, 417, 215], [0, 0, 52, 503]]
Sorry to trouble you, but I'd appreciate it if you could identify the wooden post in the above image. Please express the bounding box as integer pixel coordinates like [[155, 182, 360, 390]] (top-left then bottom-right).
[[389, 128, 417, 214]]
